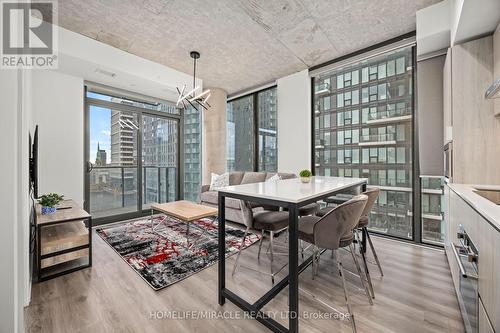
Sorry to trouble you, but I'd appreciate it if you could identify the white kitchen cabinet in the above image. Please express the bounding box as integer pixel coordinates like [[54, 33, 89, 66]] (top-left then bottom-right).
[[445, 184, 500, 332], [479, 298, 495, 333]]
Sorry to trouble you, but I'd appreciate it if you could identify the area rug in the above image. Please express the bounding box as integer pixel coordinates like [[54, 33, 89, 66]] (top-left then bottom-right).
[[96, 215, 260, 290]]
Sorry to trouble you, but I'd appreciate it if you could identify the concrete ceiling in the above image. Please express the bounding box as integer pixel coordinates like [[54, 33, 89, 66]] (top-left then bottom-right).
[[54, 0, 440, 95]]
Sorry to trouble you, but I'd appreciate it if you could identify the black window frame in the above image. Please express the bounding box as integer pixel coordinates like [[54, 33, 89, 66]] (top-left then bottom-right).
[[227, 85, 278, 172]]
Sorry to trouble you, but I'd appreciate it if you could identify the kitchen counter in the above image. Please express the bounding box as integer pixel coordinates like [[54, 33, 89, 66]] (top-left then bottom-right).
[[447, 183, 500, 232]]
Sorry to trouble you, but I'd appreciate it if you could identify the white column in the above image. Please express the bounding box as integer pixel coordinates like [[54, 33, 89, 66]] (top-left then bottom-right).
[[277, 69, 311, 174]]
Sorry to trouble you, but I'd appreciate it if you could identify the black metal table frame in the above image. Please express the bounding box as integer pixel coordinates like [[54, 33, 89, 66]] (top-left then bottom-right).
[[37, 215, 92, 282], [218, 180, 367, 333]]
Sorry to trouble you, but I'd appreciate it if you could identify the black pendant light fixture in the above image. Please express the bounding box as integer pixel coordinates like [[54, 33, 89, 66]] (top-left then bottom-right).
[[176, 51, 211, 111]]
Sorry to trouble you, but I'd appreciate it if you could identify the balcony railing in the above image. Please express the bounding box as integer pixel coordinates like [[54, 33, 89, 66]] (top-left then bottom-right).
[[367, 107, 412, 124], [421, 175, 445, 245], [314, 83, 331, 95], [359, 133, 396, 145], [89, 166, 176, 219]]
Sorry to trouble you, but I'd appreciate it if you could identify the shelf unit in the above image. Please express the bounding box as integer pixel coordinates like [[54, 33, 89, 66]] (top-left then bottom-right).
[[36, 199, 92, 281]]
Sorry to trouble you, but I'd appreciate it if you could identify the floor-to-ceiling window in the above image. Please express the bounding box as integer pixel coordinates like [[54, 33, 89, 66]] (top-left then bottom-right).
[[85, 87, 202, 224], [312, 42, 416, 240], [226, 86, 277, 172]]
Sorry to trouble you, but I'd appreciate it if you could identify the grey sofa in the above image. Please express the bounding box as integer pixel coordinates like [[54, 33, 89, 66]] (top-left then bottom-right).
[[200, 171, 296, 227]]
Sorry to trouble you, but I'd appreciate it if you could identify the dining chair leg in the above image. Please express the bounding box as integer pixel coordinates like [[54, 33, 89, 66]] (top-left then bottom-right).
[[311, 246, 319, 280], [349, 244, 373, 305], [359, 241, 375, 299], [315, 246, 320, 276], [337, 250, 357, 333], [257, 230, 265, 261], [311, 247, 315, 280], [270, 231, 275, 284], [300, 240, 305, 260], [365, 228, 383, 276], [232, 227, 250, 277]]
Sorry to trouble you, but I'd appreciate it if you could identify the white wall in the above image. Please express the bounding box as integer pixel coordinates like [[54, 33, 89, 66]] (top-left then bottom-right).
[[0, 68, 31, 333], [0, 70, 20, 333], [277, 69, 311, 174], [32, 71, 85, 205]]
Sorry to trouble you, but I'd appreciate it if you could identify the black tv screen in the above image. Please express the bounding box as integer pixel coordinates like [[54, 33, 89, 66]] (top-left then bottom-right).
[[30, 125, 38, 199]]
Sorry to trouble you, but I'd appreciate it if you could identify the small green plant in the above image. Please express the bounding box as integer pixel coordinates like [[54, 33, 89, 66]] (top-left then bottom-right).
[[299, 169, 312, 178], [38, 193, 64, 208]]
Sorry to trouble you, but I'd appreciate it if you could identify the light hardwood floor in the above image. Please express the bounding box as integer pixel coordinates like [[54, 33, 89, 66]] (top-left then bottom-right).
[[25, 229, 464, 333]]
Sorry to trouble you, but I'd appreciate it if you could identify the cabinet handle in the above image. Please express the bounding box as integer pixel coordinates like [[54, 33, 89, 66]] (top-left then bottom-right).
[[451, 243, 478, 280]]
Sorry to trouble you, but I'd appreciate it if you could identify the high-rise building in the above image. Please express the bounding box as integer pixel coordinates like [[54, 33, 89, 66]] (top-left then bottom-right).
[[95, 142, 107, 166], [313, 45, 414, 239], [142, 115, 177, 203], [183, 106, 202, 202], [258, 88, 277, 172], [110, 111, 137, 166], [226, 88, 278, 173], [110, 110, 138, 202], [227, 96, 255, 171]]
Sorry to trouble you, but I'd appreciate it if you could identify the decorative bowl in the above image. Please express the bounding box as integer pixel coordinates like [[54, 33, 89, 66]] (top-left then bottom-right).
[[41, 206, 57, 215], [300, 177, 311, 183]]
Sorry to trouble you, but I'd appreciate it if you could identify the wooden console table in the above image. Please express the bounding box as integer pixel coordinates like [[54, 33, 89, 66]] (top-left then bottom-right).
[[35, 199, 92, 281]]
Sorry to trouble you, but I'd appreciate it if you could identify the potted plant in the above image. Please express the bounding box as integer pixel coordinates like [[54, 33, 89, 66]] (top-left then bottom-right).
[[38, 193, 64, 215], [299, 169, 312, 183]]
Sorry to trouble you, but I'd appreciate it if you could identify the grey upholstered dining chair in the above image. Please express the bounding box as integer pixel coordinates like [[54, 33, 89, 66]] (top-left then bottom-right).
[[298, 194, 370, 332], [316, 187, 383, 299], [232, 205, 290, 285]]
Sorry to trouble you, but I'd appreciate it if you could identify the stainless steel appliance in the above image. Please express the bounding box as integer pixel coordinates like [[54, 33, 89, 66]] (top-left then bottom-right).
[[451, 225, 479, 333], [444, 142, 453, 181]]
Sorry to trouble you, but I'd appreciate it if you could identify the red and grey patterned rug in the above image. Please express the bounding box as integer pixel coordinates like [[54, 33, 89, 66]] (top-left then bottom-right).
[[97, 215, 260, 290]]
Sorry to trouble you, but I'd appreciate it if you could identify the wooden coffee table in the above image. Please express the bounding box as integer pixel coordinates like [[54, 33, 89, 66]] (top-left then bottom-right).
[[150, 200, 218, 247]]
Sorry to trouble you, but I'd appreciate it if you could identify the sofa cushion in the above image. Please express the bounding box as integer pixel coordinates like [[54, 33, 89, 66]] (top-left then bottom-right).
[[277, 172, 296, 180], [265, 172, 277, 180], [200, 190, 242, 209], [209, 172, 229, 191], [240, 172, 266, 184], [229, 171, 245, 185], [266, 173, 281, 182]]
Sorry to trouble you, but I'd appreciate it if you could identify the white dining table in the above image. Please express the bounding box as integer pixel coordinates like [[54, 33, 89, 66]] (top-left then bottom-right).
[[217, 176, 368, 333]]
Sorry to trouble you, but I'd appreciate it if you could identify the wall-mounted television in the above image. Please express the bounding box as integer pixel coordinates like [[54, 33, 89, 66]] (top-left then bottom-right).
[[29, 125, 39, 199]]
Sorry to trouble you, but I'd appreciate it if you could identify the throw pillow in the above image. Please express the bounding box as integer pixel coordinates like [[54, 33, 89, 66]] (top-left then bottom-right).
[[266, 174, 282, 182], [209, 173, 229, 191]]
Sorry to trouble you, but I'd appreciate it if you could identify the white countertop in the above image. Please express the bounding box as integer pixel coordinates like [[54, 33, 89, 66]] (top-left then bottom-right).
[[218, 176, 367, 204], [447, 183, 500, 232]]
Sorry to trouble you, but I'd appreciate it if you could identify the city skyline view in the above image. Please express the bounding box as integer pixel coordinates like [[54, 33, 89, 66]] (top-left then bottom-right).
[[87, 91, 201, 218]]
